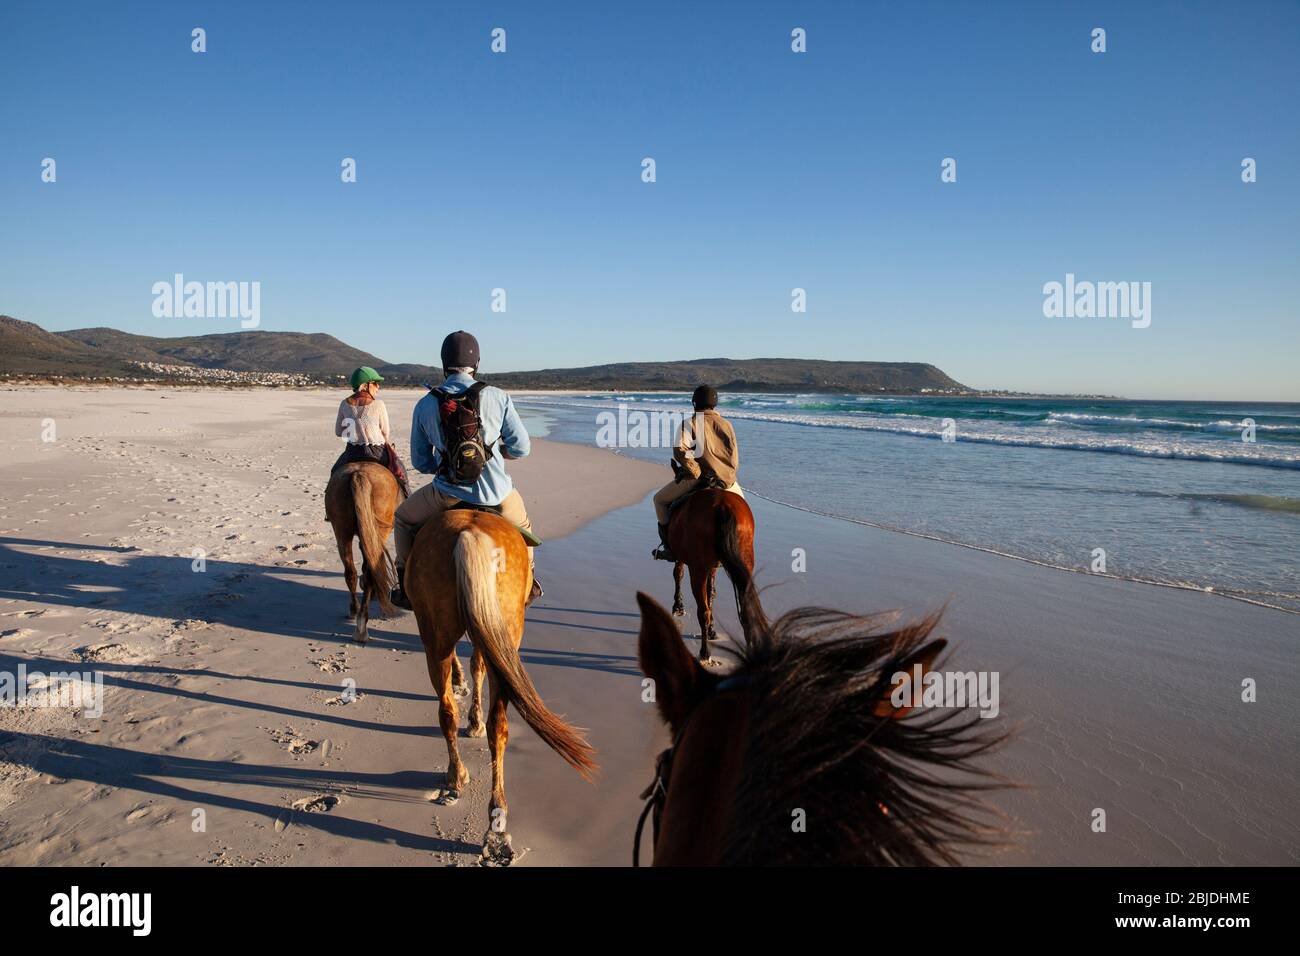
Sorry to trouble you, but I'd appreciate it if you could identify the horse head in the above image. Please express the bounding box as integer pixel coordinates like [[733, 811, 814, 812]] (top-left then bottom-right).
[[634, 591, 1010, 865]]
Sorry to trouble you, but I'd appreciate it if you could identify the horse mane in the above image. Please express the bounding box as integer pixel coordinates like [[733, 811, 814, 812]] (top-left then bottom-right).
[[721, 605, 1011, 866]]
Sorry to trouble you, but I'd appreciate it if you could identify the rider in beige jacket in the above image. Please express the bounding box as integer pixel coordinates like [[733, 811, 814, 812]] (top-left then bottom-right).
[[652, 384, 745, 561]]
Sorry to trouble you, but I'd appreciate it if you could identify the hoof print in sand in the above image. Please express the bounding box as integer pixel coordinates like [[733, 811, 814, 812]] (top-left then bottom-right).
[[313, 651, 350, 673], [292, 794, 340, 813], [480, 831, 524, 867], [275, 793, 341, 832], [323, 692, 363, 706], [266, 726, 322, 758]]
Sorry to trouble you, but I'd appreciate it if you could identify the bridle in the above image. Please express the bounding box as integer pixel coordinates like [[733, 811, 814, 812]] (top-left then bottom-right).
[[633, 674, 751, 867]]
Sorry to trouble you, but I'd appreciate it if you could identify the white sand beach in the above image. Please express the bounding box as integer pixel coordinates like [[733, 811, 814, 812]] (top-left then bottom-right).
[[0, 387, 1295, 866]]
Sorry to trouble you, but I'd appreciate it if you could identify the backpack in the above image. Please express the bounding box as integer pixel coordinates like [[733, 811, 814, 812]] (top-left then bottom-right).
[[432, 381, 494, 485]]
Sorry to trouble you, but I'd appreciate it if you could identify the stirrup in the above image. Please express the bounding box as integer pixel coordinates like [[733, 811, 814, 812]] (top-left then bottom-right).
[[391, 568, 413, 610], [653, 523, 677, 562]]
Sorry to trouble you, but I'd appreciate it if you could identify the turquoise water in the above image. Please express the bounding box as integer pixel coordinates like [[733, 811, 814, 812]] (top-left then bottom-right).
[[516, 392, 1300, 613]]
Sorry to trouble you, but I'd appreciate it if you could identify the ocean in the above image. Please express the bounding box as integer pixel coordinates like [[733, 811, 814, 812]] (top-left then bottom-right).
[[514, 392, 1300, 614]]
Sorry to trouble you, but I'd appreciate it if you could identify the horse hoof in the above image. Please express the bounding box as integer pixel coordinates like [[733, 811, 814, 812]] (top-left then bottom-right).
[[671, 605, 685, 618], [480, 830, 516, 866], [466, 722, 487, 738], [431, 788, 460, 806], [454, 682, 471, 699]]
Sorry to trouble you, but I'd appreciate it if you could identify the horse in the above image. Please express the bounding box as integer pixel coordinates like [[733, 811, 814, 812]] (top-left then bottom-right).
[[405, 507, 597, 865], [664, 487, 767, 662], [324, 461, 402, 643], [632, 590, 1009, 866]]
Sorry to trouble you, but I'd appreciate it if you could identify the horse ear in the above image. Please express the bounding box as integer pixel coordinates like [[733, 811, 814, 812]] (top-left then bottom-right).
[[636, 591, 707, 733], [871, 638, 948, 720]]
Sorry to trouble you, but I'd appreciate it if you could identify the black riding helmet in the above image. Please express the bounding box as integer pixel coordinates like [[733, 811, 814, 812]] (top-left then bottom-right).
[[692, 384, 718, 410], [441, 330, 480, 372]]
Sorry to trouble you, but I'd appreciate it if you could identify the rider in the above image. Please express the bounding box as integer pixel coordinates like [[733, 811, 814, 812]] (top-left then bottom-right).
[[332, 366, 410, 496], [651, 384, 744, 561], [390, 330, 541, 609]]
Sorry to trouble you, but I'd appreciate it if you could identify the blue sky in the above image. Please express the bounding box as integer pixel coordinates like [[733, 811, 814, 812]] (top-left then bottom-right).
[[2, 0, 1297, 399]]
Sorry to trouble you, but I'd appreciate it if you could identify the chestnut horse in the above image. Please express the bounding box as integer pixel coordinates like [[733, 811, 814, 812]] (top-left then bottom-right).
[[324, 461, 401, 643], [406, 507, 597, 864], [665, 488, 767, 662], [633, 591, 1008, 865]]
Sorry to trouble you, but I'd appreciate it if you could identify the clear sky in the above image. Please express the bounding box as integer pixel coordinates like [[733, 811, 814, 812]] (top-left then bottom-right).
[[2, 1, 1297, 400]]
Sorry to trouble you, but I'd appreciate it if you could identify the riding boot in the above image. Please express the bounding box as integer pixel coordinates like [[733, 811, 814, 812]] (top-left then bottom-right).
[[390, 566, 413, 610], [652, 523, 677, 562], [526, 576, 544, 606]]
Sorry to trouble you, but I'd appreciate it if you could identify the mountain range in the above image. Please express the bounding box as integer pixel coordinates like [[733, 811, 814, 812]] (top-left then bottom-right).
[[0, 315, 969, 393]]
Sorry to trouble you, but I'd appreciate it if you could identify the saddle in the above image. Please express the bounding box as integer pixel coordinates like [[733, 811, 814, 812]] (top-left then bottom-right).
[[331, 443, 410, 497], [446, 500, 543, 547], [666, 474, 731, 516]]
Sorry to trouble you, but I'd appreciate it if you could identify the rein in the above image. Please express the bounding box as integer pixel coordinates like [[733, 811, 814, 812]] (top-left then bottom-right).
[[633, 673, 751, 867]]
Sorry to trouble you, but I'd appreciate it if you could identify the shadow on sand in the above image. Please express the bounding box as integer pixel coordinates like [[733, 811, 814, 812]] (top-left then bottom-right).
[[0, 535, 647, 856]]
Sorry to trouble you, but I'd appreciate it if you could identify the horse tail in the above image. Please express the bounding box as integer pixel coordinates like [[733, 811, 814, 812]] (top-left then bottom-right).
[[454, 528, 597, 780], [351, 469, 397, 617], [717, 500, 769, 645]]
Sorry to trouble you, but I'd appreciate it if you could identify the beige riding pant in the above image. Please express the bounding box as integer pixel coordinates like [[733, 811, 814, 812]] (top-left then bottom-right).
[[653, 479, 744, 525], [395, 484, 533, 570]]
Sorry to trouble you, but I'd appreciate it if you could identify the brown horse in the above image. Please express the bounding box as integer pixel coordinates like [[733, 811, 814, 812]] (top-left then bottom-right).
[[324, 461, 402, 643], [633, 591, 1008, 866], [406, 507, 597, 864], [665, 488, 767, 662]]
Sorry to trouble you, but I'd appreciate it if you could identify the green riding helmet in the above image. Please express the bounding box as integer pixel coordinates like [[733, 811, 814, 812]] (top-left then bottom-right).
[[350, 366, 384, 391]]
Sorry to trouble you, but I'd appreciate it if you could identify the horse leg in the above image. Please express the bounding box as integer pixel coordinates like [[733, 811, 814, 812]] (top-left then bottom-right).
[[705, 564, 719, 645], [690, 563, 713, 662], [452, 649, 469, 697], [671, 562, 686, 617], [466, 647, 488, 737], [480, 670, 515, 865], [425, 644, 469, 801], [335, 532, 358, 619], [353, 560, 372, 644]]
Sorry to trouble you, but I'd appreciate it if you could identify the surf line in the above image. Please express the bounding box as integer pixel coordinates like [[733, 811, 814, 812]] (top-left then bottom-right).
[[743, 489, 1300, 616]]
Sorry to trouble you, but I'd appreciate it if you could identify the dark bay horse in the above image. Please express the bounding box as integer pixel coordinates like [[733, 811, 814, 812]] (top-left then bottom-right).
[[633, 591, 1008, 866], [324, 461, 402, 643], [665, 488, 767, 662], [406, 508, 597, 865]]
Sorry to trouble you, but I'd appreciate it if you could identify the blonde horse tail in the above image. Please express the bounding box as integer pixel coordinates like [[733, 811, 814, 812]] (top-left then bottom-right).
[[352, 469, 397, 617], [454, 528, 597, 780]]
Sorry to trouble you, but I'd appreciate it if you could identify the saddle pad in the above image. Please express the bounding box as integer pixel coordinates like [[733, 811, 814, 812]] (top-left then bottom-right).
[[446, 500, 542, 548]]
